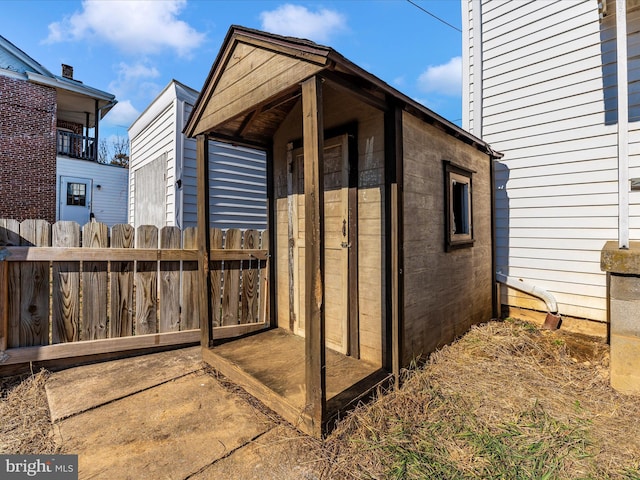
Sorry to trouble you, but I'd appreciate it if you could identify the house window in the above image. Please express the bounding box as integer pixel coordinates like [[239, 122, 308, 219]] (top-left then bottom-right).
[[67, 183, 86, 206], [444, 160, 474, 251]]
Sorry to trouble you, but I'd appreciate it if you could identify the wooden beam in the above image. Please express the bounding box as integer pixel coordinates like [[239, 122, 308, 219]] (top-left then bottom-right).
[[347, 131, 360, 358], [2, 247, 198, 262], [321, 71, 389, 112], [301, 75, 326, 437], [0, 258, 7, 352], [266, 147, 277, 329], [287, 143, 297, 332], [385, 104, 403, 380], [236, 106, 263, 138], [0, 247, 266, 262], [0, 330, 200, 366], [196, 135, 212, 348]]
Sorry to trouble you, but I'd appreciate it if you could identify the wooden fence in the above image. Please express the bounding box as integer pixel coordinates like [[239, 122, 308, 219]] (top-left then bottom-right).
[[0, 219, 269, 367]]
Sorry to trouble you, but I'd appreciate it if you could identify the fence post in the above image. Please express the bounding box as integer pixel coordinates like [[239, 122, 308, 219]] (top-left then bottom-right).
[[0, 248, 8, 353]]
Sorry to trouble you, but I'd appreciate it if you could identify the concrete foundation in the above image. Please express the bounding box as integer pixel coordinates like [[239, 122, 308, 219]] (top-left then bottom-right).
[[601, 241, 640, 394]]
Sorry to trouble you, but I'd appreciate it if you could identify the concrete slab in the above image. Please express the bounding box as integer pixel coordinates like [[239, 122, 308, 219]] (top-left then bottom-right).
[[192, 425, 325, 480], [46, 347, 202, 422], [55, 371, 274, 479]]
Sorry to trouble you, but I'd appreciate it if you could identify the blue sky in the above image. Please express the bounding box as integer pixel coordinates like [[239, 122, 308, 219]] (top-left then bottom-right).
[[2, 0, 463, 142]]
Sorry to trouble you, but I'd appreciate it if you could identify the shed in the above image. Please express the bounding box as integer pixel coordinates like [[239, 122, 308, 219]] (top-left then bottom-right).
[[185, 25, 500, 437], [128, 79, 267, 230]]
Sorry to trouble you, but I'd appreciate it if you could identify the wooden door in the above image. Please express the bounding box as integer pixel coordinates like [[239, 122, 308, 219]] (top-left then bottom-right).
[[291, 134, 350, 354]]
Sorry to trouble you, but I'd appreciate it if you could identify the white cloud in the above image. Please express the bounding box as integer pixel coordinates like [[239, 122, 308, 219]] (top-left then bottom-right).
[[45, 0, 205, 57], [260, 4, 347, 43], [102, 99, 139, 127], [417, 56, 462, 97], [393, 76, 406, 88], [115, 61, 160, 84], [108, 61, 161, 98]]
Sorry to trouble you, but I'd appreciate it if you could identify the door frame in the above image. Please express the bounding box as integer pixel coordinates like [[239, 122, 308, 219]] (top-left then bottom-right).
[[288, 123, 359, 356], [59, 175, 93, 225]]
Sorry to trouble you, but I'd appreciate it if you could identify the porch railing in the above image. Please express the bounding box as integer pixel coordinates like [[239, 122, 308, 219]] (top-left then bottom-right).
[[57, 130, 96, 161]]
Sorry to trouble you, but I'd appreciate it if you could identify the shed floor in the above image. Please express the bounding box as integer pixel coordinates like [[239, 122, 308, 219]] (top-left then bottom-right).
[[202, 327, 389, 433]]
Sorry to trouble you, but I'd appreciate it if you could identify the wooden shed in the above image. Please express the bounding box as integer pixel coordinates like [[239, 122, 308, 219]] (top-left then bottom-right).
[[185, 25, 500, 437]]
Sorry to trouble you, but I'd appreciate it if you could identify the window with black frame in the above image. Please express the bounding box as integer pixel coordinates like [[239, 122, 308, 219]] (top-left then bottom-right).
[[444, 160, 474, 251], [67, 182, 87, 206]]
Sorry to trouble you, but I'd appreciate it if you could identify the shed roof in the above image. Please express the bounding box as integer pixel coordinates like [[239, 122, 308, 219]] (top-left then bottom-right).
[[185, 25, 499, 157]]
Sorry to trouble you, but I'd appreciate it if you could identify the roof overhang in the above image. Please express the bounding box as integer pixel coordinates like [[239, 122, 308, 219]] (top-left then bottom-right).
[[26, 71, 117, 127]]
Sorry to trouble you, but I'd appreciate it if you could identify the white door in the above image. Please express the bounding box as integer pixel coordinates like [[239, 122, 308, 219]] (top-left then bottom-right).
[[60, 176, 92, 225]]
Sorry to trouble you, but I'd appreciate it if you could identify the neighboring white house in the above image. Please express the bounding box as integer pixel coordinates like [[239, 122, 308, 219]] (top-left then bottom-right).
[[56, 157, 129, 226], [128, 79, 267, 230], [462, 0, 640, 328]]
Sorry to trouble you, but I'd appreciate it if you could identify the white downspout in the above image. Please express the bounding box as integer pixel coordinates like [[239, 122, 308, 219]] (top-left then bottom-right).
[[471, 0, 483, 137], [496, 272, 562, 329], [617, 0, 630, 249], [496, 272, 557, 314]]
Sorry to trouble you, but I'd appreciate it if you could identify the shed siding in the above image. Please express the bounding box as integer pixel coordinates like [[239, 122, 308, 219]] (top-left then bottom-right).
[[56, 157, 128, 226], [195, 42, 324, 136], [402, 112, 493, 364], [465, 0, 640, 322]]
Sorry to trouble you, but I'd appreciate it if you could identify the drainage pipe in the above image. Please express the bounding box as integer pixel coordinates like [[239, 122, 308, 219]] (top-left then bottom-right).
[[495, 272, 561, 329]]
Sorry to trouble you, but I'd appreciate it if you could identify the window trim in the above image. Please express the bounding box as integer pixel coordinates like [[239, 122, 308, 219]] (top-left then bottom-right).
[[444, 160, 474, 251], [67, 182, 87, 207]]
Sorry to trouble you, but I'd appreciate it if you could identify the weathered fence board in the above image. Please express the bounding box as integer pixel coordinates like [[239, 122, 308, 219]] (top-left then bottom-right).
[[222, 229, 242, 325], [210, 228, 223, 328], [241, 229, 260, 324], [0, 219, 269, 366], [260, 232, 270, 324], [160, 226, 181, 332], [52, 221, 80, 343], [110, 224, 134, 338], [135, 225, 158, 335], [1, 219, 20, 349], [181, 227, 199, 330], [19, 220, 50, 347], [83, 222, 108, 340]]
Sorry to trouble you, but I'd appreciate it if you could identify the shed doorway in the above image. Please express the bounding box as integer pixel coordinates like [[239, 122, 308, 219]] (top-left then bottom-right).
[[290, 133, 354, 355]]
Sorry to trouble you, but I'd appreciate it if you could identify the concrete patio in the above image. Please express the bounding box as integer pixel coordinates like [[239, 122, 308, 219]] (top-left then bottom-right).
[[45, 347, 325, 479]]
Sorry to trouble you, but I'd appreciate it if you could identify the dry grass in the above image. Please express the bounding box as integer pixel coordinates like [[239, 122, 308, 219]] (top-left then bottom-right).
[[324, 319, 640, 479], [2, 318, 640, 480], [0, 368, 59, 454]]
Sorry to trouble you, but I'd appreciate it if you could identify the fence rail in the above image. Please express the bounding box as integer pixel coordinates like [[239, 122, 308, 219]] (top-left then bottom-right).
[[0, 219, 269, 367]]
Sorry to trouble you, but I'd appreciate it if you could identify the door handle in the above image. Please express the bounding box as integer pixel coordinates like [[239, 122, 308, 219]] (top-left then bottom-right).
[[342, 219, 347, 237]]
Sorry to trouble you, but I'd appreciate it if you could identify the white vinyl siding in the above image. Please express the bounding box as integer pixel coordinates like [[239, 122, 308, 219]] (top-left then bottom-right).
[[56, 157, 128, 227], [129, 80, 267, 231], [468, 0, 639, 322], [129, 97, 176, 228]]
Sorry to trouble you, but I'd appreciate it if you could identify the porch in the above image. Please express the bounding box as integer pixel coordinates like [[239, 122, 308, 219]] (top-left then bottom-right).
[[57, 129, 96, 161], [203, 328, 390, 434]]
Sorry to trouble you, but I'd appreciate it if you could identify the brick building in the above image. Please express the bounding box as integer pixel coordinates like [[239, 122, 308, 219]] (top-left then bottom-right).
[[0, 35, 119, 224]]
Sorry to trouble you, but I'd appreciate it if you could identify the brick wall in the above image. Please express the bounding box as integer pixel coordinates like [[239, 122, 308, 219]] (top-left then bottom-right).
[[0, 75, 57, 223]]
